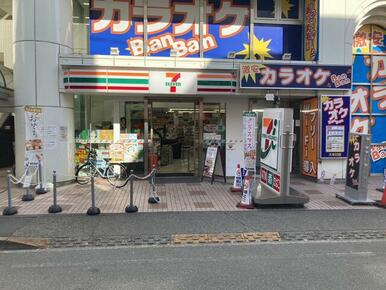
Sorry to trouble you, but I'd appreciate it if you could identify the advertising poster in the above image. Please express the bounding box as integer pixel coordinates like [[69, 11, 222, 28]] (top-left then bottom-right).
[[260, 116, 280, 171], [370, 145, 386, 174], [320, 96, 350, 158], [301, 98, 318, 177], [346, 135, 361, 190], [243, 112, 257, 171], [203, 146, 218, 178], [240, 64, 351, 90], [304, 0, 319, 61], [24, 106, 43, 166], [109, 143, 125, 163], [260, 167, 281, 194]]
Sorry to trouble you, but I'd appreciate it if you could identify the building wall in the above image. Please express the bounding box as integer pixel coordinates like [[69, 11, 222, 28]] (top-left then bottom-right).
[[0, 19, 13, 69], [318, 0, 385, 66]]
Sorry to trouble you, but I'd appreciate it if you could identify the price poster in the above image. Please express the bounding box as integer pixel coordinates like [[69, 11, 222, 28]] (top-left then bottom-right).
[[203, 146, 218, 178], [320, 96, 350, 158], [243, 112, 257, 171], [346, 135, 361, 190]]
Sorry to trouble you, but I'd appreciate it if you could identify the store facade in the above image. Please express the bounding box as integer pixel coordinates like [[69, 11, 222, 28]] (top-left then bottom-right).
[[11, 0, 386, 182]]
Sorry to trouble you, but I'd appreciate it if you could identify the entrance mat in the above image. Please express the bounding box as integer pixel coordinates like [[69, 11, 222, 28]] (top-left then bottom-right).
[[193, 202, 214, 209]]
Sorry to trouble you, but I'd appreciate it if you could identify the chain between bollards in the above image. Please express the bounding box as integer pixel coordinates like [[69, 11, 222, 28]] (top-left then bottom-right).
[[48, 171, 62, 213], [87, 175, 101, 215], [2, 170, 18, 216], [35, 158, 48, 195]]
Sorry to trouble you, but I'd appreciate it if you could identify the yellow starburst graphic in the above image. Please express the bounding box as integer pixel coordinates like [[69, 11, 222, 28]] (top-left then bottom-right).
[[235, 34, 273, 61], [236, 34, 273, 83], [281, 0, 294, 18]]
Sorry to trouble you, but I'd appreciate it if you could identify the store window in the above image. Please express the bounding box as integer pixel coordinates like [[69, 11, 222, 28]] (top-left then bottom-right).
[[72, 0, 89, 54], [255, 0, 303, 23]]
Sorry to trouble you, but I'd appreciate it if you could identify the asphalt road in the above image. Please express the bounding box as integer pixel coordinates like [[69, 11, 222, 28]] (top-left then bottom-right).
[[1, 240, 385, 290]]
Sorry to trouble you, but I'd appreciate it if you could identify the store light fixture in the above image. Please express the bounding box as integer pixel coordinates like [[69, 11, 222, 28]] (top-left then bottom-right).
[[110, 47, 120, 55], [282, 53, 292, 60], [170, 49, 177, 57], [227, 51, 236, 59]]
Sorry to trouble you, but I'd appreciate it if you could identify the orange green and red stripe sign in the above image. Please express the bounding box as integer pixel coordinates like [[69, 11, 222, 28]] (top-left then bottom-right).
[[63, 70, 149, 92], [196, 73, 236, 94]]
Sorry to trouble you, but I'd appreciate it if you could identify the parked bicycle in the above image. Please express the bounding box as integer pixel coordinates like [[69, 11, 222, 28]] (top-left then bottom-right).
[[75, 148, 128, 188]]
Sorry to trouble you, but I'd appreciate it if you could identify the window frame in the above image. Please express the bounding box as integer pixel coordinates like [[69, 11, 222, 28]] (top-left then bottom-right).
[[254, 0, 304, 25]]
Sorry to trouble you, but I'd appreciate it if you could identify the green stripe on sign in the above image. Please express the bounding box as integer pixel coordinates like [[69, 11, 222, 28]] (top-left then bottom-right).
[[197, 80, 234, 86], [108, 79, 148, 84], [69, 77, 107, 83]]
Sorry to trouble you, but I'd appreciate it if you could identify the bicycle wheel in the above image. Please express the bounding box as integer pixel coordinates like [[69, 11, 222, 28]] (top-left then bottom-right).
[[75, 163, 94, 185], [106, 163, 128, 188]]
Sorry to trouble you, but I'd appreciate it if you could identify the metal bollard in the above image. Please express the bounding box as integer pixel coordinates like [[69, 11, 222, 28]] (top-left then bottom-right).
[[87, 175, 100, 215], [125, 170, 138, 213], [48, 171, 62, 213], [21, 168, 34, 201], [36, 159, 48, 195], [148, 166, 160, 204], [2, 170, 18, 216]]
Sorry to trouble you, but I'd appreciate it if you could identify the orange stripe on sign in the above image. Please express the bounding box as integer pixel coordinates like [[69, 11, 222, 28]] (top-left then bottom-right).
[[197, 74, 233, 79], [67, 71, 107, 76], [166, 72, 179, 78], [263, 118, 271, 127], [66, 71, 149, 77], [108, 72, 149, 77]]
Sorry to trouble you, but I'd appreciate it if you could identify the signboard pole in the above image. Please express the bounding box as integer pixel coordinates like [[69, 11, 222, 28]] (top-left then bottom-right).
[[253, 108, 309, 206]]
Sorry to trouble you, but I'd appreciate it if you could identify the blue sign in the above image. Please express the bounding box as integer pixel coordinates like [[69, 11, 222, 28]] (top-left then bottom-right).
[[89, 0, 304, 60], [240, 64, 352, 90], [320, 96, 351, 158]]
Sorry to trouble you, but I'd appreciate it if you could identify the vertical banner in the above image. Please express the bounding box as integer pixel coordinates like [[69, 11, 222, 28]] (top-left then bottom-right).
[[301, 98, 318, 177], [346, 135, 362, 190], [243, 112, 257, 171], [320, 96, 350, 158], [304, 0, 318, 61], [24, 106, 43, 166]]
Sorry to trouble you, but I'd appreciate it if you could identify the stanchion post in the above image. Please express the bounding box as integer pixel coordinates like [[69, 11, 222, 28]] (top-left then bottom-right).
[[125, 170, 138, 213], [87, 175, 100, 215], [36, 159, 48, 195], [21, 167, 34, 202], [3, 170, 18, 216], [48, 171, 62, 213]]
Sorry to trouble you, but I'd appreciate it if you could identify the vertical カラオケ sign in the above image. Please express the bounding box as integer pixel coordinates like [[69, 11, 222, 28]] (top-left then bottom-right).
[[320, 96, 350, 159], [346, 134, 361, 190]]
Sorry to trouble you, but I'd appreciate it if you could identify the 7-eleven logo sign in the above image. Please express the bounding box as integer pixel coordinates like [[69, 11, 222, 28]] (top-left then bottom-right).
[[165, 72, 181, 93]]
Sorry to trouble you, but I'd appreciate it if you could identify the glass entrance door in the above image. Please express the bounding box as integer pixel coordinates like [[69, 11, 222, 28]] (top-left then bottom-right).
[[149, 101, 200, 176]]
